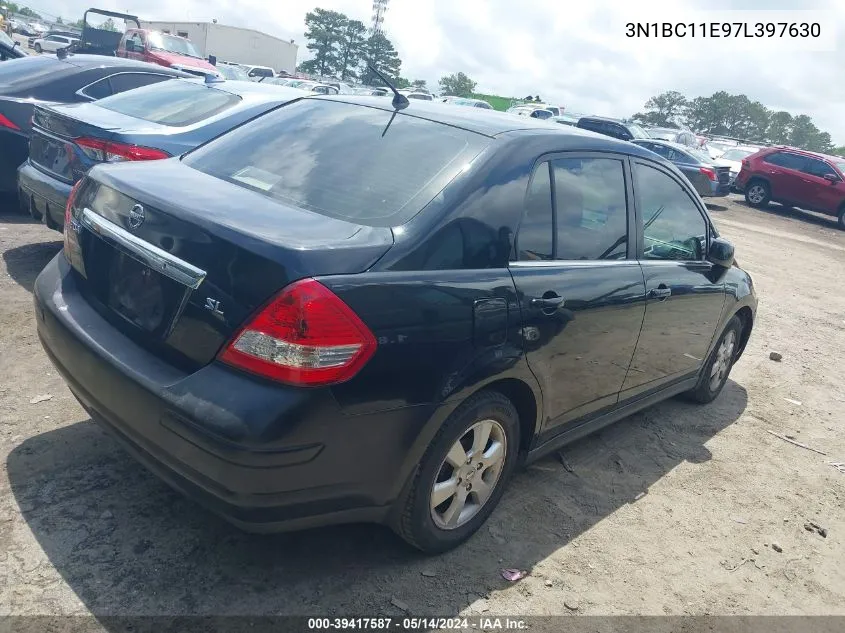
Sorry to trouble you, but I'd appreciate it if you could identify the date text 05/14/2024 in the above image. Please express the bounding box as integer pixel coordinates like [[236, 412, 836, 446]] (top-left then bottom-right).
[[626, 22, 821, 38], [307, 617, 528, 630]]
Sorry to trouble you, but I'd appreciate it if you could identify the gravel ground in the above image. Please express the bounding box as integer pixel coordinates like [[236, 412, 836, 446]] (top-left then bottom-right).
[[1, 194, 844, 622]]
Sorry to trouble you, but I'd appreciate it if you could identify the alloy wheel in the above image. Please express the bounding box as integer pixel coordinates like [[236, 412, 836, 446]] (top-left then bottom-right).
[[709, 330, 736, 391], [430, 419, 507, 530], [747, 185, 765, 205]]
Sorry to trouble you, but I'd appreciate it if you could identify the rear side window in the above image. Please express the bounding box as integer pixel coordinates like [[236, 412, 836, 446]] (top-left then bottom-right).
[[553, 158, 628, 260], [518, 162, 554, 261], [79, 77, 112, 100], [184, 99, 488, 226], [96, 80, 241, 126], [764, 151, 804, 170]]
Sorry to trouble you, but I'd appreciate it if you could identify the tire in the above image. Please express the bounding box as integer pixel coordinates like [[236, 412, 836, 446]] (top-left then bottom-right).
[[685, 316, 743, 404], [837, 205, 845, 231], [744, 180, 770, 208], [34, 43, 41, 54], [393, 390, 520, 554]]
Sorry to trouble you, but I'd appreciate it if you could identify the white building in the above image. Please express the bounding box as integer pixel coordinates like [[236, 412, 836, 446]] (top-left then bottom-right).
[[139, 21, 298, 73]]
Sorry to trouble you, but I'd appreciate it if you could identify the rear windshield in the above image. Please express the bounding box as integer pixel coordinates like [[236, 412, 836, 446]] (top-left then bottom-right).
[[96, 80, 241, 126], [183, 99, 488, 226]]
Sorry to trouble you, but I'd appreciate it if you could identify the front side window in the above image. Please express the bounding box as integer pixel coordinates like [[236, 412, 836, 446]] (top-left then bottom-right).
[[802, 157, 837, 179], [517, 162, 554, 261], [554, 158, 628, 260], [634, 163, 707, 261]]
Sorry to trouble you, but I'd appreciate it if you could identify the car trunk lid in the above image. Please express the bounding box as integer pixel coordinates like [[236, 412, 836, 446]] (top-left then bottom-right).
[[65, 160, 394, 369]]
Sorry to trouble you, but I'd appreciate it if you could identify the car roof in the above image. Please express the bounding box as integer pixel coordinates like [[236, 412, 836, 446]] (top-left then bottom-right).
[[194, 79, 309, 100], [770, 146, 844, 163], [636, 138, 694, 152], [55, 54, 189, 74]]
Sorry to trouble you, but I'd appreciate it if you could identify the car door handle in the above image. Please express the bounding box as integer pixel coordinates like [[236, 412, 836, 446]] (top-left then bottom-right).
[[649, 285, 672, 301], [530, 295, 565, 310]]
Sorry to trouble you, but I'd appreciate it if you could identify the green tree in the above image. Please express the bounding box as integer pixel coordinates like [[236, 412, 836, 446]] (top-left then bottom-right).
[[336, 18, 366, 81], [299, 8, 348, 77], [395, 77, 411, 88], [439, 72, 477, 97], [359, 33, 402, 84], [100, 18, 118, 32], [631, 90, 688, 127], [831, 146, 845, 158], [56, 16, 63, 25], [411, 79, 427, 90], [767, 111, 793, 145]]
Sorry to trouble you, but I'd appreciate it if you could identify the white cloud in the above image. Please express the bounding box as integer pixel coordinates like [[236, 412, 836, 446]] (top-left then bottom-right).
[[44, 0, 845, 143]]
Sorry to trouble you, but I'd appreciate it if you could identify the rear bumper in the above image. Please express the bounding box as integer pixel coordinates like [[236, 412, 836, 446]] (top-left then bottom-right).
[[704, 180, 731, 197], [34, 254, 430, 532], [17, 161, 72, 231]]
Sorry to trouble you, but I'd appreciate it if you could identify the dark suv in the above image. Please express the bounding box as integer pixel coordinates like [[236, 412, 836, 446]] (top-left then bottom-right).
[[735, 146, 845, 228], [575, 116, 650, 142], [35, 97, 757, 553]]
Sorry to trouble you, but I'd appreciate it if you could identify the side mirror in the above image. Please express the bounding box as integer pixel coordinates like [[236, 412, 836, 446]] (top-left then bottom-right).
[[708, 237, 735, 268], [13, 41, 19, 47], [823, 173, 839, 184]]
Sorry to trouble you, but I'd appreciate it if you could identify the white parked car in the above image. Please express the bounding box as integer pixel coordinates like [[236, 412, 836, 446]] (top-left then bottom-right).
[[444, 97, 494, 110], [397, 89, 433, 101], [240, 65, 276, 81], [714, 146, 760, 188], [33, 35, 78, 54], [507, 103, 563, 117]]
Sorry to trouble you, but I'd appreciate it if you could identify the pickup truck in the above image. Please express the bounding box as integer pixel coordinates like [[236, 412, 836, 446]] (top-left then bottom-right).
[[117, 28, 219, 77], [70, 9, 218, 77]]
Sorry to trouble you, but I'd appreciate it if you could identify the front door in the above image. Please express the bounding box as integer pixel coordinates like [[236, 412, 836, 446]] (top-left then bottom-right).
[[799, 156, 845, 213], [509, 155, 646, 440], [622, 160, 726, 399], [761, 150, 807, 204]]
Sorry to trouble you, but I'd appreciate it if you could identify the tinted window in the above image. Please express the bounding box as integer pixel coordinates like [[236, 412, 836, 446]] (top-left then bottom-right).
[[578, 119, 603, 134], [248, 68, 273, 78], [107, 73, 171, 95], [518, 162, 554, 261], [185, 99, 488, 227], [646, 142, 671, 159], [530, 109, 553, 119], [764, 151, 804, 170], [635, 164, 707, 261], [97, 80, 240, 126], [554, 158, 627, 260], [79, 77, 112, 100], [802, 157, 836, 178]]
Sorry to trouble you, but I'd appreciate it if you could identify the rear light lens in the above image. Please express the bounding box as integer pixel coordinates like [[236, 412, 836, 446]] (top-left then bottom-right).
[[0, 113, 20, 131], [63, 180, 83, 262], [700, 166, 717, 181], [219, 278, 377, 386], [75, 137, 170, 162]]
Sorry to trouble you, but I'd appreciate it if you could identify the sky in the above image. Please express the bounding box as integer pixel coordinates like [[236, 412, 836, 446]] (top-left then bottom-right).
[[32, 0, 845, 143]]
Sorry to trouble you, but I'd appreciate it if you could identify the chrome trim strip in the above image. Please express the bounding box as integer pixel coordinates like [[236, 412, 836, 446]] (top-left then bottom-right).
[[80, 207, 207, 289], [509, 260, 640, 268]]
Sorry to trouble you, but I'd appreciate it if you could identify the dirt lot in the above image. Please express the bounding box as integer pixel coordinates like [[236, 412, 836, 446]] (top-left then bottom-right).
[[1, 194, 844, 622]]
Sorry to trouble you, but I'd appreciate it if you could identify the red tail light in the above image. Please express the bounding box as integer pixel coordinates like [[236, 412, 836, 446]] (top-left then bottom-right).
[[63, 180, 83, 261], [75, 137, 170, 162], [219, 279, 377, 386], [0, 113, 20, 131], [700, 166, 717, 181]]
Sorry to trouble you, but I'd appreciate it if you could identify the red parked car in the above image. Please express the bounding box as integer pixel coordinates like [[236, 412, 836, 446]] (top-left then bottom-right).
[[116, 29, 219, 77], [735, 146, 845, 229]]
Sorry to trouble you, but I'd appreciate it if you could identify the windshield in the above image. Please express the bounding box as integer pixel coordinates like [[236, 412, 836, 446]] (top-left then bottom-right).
[[147, 32, 201, 58], [184, 99, 489, 227], [97, 80, 241, 126], [720, 148, 755, 161], [628, 123, 649, 139], [217, 65, 249, 81], [686, 147, 713, 163]]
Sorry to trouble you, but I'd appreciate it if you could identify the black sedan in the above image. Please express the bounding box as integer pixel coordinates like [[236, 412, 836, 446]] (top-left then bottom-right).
[[0, 54, 187, 195], [35, 96, 757, 553], [632, 138, 731, 197]]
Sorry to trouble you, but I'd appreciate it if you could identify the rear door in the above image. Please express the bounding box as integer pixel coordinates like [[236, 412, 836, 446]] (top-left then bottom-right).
[[622, 159, 726, 399], [760, 150, 806, 203], [509, 153, 646, 438]]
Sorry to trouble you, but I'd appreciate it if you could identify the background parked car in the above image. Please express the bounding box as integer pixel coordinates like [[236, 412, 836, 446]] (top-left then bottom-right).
[[215, 63, 250, 81], [19, 79, 305, 231], [398, 89, 433, 101], [646, 127, 699, 148], [0, 54, 187, 195], [713, 146, 758, 190], [575, 116, 649, 141], [240, 64, 275, 80], [445, 97, 493, 109], [702, 138, 738, 160], [734, 146, 845, 228], [632, 138, 730, 197], [0, 29, 24, 60], [33, 34, 79, 54]]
